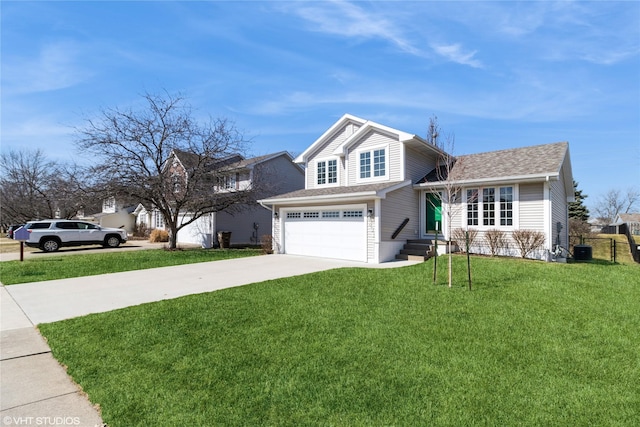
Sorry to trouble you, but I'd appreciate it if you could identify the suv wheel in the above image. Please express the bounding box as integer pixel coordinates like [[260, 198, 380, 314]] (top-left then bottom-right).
[[104, 235, 121, 248], [41, 238, 60, 252]]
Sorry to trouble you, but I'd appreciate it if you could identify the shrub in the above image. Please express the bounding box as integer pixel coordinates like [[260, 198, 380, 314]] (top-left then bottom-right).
[[511, 229, 546, 259], [484, 229, 509, 256], [133, 223, 150, 238], [261, 235, 273, 254], [452, 228, 478, 253], [149, 228, 169, 243]]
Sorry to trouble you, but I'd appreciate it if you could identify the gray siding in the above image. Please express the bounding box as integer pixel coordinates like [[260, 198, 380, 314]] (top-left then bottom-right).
[[380, 186, 419, 241], [519, 183, 545, 232], [306, 124, 360, 189], [405, 146, 437, 182], [346, 130, 402, 185], [254, 155, 305, 197], [551, 179, 569, 249]]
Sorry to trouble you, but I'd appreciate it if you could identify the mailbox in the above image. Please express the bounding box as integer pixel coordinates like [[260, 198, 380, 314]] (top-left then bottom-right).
[[13, 226, 30, 241]]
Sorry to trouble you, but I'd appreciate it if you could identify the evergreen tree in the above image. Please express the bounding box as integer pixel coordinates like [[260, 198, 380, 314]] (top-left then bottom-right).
[[569, 180, 589, 221]]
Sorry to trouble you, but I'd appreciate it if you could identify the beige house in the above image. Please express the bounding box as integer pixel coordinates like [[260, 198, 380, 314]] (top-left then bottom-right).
[[259, 114, 574, 263]]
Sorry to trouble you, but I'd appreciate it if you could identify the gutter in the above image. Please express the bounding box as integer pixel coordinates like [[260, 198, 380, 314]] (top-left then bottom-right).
[[414, 173, 560, 189]]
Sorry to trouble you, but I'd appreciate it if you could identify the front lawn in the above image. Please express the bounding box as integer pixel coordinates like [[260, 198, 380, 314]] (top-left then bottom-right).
[[39, 256, 640, 426], [0, 248, 262, 285]]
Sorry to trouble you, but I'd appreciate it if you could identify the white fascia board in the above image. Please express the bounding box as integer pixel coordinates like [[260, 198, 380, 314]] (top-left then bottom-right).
[[413, 173, 560, 189], [294, 114, 367, 163], [258, 181, 410, 206], [332, 120, 416, 157]]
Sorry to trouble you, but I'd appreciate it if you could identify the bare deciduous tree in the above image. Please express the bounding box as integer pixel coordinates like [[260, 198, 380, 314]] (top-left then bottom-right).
[[423, 126, 466, 288], [593, 187, 640, 223], [76, 91, 254, 249]]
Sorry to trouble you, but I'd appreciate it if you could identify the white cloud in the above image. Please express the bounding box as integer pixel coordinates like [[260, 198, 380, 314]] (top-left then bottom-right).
[[3, 40, 93, 94], [431, 43, 483, 68], [286, 0, 421, 56]]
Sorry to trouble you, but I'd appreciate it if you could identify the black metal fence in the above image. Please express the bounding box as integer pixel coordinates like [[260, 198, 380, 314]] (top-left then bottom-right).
[[570, 236, 631, 263]]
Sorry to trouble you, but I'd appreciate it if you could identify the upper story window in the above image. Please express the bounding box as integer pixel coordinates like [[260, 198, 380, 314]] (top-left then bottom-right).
[[466, 186, 514, 228], [358, 146, 387, 181], [317, 159, 338, 185]]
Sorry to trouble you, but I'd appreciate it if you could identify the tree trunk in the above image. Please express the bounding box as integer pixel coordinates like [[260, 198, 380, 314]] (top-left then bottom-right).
[[168, 227, 178, 249], [448, 241, 452, 288]]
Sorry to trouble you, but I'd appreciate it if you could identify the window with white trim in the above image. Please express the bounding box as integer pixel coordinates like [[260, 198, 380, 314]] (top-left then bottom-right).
[[500, 187, 513, 226], [286, 212, 301, 219], [466, 186, 514, 228], [358, 147, 387, 180], [343, 210, 364, 218], [317, 159, 338, 185], [467, 189, 479, 226], [303, 212, 320, 218]]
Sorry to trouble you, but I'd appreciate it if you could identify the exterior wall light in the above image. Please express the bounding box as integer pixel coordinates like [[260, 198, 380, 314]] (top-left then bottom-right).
[[367, 209, 374, 217]]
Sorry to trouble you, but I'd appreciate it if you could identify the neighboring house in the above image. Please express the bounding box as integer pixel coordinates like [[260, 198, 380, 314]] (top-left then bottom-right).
[[84, 196, 136, 232], [149, 151, 304, 247], [259, 114, 574, 263], [613, 213, 640, 235]]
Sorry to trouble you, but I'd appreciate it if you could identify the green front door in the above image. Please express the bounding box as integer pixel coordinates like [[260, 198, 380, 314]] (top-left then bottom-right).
[[426, 193, 442, 233]]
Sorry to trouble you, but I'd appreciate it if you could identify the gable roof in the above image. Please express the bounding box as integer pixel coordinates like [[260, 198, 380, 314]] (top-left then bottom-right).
[[294, 114, 367, 163], [220, 151, 301, 172], [259, 180, 411, 205], [171, 150, 299, 174], [417, 142, 571, 186], [294, 113, 444, 163], [616, 213, 640, 223]]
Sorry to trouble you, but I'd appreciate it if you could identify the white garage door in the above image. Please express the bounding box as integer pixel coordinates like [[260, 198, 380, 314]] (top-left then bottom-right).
[[283, 207, 366, 262]]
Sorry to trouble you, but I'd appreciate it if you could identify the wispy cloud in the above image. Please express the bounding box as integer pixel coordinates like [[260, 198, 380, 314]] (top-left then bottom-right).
[[3, 40, 92, 94], [285, 0, 421, 56], [431, 43, 483, 68]]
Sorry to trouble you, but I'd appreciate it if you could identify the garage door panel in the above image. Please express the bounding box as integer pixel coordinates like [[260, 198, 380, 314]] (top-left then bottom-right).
[[283, 208, 366, 262]]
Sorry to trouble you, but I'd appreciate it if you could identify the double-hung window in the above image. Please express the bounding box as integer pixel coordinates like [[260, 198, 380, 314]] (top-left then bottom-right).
[[467, 189, 479, 226], [358, 146, 387, 181], [317, 159, 337, 185], [466, 186, 514, 228]]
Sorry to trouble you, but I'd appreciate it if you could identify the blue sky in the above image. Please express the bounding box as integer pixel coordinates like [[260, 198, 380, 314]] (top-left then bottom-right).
[[2, 1, 639, 211]]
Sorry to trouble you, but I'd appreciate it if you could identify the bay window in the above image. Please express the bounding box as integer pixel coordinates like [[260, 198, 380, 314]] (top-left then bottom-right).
[[466, 186, 514, 228]]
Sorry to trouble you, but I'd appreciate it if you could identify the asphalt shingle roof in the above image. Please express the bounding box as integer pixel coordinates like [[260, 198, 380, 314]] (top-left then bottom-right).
[[418, 142, 568, 184], [262, 181, 407, 201]]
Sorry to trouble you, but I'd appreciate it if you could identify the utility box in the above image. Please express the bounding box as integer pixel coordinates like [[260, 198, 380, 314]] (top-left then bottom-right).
[[573, 244, 592, 261]]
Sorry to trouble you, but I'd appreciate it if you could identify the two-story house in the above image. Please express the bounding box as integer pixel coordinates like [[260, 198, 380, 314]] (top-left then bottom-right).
[[259, 114, 574, 263], [141, 150, 304, 247]]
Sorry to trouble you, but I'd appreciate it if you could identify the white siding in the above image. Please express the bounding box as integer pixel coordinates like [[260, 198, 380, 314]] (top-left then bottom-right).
[[519, 183, 545, 232]]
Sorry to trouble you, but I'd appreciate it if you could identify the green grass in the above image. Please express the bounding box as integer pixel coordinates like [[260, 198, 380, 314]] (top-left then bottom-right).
[[38, 256, 640, 426], [0, 248, 262, 285]]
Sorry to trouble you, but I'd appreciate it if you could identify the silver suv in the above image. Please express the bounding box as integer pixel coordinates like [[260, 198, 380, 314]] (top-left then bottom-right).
[[24, 220, 128, 252]]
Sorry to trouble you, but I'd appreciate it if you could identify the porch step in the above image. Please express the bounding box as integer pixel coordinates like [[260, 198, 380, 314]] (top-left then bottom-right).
[[395, 239, 435, 262]]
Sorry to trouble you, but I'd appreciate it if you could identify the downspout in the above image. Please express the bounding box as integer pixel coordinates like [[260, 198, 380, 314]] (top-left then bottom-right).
[[545, 175, 552, 260]]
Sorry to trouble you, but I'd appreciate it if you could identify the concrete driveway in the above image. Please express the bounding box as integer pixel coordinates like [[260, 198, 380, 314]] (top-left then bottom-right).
[[4, 254, 416, 325]]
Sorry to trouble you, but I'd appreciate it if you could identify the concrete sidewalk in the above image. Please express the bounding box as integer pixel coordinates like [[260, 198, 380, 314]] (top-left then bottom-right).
[[1, 286, 105, 427], [1, 254, 418, 426]]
